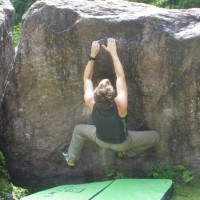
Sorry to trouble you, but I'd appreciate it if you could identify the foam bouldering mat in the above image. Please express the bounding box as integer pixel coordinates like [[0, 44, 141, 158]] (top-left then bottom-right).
[[21, 180, 113, 200], [21, 179, 173, 200], [92, 179, 173, 200]]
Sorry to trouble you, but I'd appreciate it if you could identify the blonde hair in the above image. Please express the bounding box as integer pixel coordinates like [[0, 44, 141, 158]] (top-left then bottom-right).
[[94, 79, 116, 109]]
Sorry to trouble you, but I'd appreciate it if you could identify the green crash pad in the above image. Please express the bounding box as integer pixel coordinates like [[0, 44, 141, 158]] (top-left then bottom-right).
[[21, 179, 173, 200]]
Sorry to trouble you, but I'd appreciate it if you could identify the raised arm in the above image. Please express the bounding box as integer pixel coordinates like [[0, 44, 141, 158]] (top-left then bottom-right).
[[83, 41, 100, 113], [102, 38, 128, 117]]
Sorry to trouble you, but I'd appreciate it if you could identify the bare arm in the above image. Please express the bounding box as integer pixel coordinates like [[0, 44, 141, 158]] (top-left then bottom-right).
[[102, 38, 128, 117], [83, 41, 100, 113]]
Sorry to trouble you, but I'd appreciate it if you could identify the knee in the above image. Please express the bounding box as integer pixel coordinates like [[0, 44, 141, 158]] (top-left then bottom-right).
[[72, 124, 83, 136]]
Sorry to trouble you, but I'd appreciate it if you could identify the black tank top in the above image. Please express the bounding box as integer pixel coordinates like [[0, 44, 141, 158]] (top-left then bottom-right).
[[91, 102, 128, 144]]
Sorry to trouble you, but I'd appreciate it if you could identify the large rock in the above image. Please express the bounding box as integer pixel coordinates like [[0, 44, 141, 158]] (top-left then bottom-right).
[[0, 1, 14, 144], [3, 0, 200, 190]]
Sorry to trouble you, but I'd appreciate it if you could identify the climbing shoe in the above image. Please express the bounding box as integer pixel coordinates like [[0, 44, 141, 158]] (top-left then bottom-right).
[[62, 152, 76, 167], [117, 151, 126, 159]]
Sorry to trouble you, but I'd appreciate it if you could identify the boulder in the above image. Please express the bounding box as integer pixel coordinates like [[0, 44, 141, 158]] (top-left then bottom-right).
[[3, 0, 200, 190], [0, 1, 14, 145]]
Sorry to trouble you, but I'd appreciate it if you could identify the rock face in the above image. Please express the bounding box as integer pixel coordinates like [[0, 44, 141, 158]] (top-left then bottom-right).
[[0, 0, 14, 145], [2, 0, 200, 191], [0, 0, 14, 101]]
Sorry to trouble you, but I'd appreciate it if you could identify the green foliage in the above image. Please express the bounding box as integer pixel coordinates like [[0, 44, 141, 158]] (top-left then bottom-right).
[[0, 151, 31, 199], [0, 180, 12, 197], [128, 0, 155, 4], [0, 151, 9, 179], [105, 169, 126, 180], [0, 182, 30, 199], [127, 0, 200, 8], [13, 23, 22, 47], [154, 0, 169, 7], [0, 152, 11, 198], [12, 185, 30, 199], [148, 164, 195, 183], [175, 0, 200, 8], [11, 0, 36, 25]]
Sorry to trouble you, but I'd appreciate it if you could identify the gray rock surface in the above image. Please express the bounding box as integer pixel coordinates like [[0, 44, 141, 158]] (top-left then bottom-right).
[[0, 0, 14, 145], [2, 0, 200, 191], [0, 0, 14, 102]]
